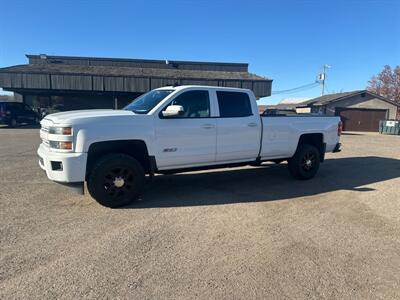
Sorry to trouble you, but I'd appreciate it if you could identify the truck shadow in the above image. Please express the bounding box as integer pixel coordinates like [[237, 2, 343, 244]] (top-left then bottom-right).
[[125, 156, 400, 209]]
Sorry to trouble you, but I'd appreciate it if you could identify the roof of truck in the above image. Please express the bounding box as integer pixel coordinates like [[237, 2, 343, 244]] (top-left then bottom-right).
[[157, 85, 252, 92]]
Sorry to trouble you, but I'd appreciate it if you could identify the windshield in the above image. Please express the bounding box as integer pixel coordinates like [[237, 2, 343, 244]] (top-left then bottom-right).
[[124, 89, 174, 114]]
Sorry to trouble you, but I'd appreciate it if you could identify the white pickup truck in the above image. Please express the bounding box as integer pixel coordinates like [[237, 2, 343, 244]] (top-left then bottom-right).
[[38, 85, 342, 207]]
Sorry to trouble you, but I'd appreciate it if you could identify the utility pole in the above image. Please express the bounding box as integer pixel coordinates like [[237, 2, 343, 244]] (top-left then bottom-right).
[[317, 64, 331, 96]]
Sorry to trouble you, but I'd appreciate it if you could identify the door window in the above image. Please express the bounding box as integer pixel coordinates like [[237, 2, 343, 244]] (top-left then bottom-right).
[[217, 91, 252, 117], [162, 90, 210, 118], [9, 103, 22, 112]]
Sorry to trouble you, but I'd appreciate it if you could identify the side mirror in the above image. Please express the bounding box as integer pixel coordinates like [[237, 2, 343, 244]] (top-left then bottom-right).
[[162, 105, 184, 117]]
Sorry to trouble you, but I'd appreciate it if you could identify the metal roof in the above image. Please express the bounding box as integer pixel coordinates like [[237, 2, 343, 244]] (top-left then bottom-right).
[[26, 54, 251, 72], [0, 63, 266, 81], [0, 54, 272, 97], [299, 90, 400, 107]]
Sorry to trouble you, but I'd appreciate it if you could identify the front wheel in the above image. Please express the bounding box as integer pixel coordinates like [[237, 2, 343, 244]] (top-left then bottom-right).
[[288, 144, 320, 180], [87, 154, 145, 208]]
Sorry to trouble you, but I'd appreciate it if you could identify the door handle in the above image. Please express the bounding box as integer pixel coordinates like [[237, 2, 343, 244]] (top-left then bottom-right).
[[248, 122, 258, 127], [201, 124, 215, 129]]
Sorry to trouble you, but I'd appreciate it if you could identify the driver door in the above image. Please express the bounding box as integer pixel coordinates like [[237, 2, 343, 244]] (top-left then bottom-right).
[[154, 90, 217, 169]]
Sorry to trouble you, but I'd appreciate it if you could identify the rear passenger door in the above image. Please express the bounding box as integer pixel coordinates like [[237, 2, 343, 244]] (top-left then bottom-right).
[[215, 91, 261, 162]]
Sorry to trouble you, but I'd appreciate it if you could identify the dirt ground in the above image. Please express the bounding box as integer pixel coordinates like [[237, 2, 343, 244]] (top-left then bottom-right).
[[0, 127, 399, 299]]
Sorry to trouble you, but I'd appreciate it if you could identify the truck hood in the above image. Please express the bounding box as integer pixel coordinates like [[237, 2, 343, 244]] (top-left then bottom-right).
[[43, 109, 135, 125]]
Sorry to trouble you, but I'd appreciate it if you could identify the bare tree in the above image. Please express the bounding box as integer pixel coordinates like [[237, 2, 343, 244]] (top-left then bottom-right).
[[367, 65, 400, 103]]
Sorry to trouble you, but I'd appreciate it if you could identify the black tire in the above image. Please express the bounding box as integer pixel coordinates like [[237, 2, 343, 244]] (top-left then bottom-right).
[[8, 118, 17, 128], [288, 144, 320, 180], [87, 153, 145, 208]]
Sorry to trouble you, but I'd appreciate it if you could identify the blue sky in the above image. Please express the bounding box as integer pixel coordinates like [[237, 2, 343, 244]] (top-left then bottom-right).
[[0, 0, 399, 104]]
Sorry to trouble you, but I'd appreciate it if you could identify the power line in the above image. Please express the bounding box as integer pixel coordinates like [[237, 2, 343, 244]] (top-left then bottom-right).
[[272, 82, 319, 95], [272, 64, 332, 96], [324, 81, 330, 94]]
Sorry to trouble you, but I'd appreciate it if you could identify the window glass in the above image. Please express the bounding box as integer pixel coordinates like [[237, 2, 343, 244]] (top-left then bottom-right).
[[124, 89, 173, 114], [163, 90, 210, 118], [9, 103, 22, 111], [217, 91, 252, 117]]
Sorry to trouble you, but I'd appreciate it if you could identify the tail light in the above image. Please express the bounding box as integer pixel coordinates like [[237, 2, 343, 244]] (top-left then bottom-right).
[[338, 121, 343, 136]]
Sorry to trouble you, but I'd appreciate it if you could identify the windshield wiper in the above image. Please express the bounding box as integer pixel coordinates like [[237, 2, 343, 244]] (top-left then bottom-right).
[[131, 109, 148, 114]]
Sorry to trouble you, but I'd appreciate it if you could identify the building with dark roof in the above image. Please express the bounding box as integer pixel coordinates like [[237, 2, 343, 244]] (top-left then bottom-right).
[[297, 90, 400, 131], [0, 54, 272, 112]]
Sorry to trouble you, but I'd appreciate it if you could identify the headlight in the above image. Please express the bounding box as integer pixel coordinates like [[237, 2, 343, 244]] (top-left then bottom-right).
[[49, 127, 72, 135], [49, 141, 73, 150]]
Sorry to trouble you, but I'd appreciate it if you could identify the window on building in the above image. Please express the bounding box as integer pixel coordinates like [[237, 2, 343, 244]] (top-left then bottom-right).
[[163, 90, 210, 118], [217, 91, 253, 117]]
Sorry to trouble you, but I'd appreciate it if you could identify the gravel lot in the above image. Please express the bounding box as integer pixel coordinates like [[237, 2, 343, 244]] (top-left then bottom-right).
[[1, 127, 399, 299]]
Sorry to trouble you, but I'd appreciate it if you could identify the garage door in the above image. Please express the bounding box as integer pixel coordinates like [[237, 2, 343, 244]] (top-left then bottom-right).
[[335, 108, 387, 132]]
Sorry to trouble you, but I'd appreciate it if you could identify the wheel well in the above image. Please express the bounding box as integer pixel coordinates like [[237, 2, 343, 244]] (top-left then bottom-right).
[[297, 133, 324, 159], [86, 140, 150, 179]]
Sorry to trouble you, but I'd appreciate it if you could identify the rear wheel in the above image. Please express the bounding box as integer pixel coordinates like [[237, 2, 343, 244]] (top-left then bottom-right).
[[288, 144, 320, 180], [87, 154, 145, 208]]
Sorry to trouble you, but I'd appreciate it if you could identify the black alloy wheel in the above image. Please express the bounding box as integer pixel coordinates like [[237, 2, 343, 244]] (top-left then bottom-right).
[[300, 151, 317, 172], [288, 144, 320, 180], [103, 166, 135, 198], [87, 154, 145, 208]]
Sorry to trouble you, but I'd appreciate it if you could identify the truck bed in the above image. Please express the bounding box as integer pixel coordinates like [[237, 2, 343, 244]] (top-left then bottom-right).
[[259, 115, 341, 159]]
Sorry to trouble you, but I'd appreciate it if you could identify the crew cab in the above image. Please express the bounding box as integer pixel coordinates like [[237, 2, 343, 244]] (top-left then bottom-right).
[[38, 86, 342, 207]]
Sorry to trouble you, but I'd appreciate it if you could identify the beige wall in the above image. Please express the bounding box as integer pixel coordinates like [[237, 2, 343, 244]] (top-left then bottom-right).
[[323, 94, 398, 119]]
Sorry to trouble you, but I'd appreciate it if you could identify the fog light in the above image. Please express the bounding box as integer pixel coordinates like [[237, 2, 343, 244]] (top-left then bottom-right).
[[51, 161, 63, 171]]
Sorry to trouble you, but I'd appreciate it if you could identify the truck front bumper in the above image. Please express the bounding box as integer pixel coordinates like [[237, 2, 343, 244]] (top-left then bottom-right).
[[37, 143, 87, 183]]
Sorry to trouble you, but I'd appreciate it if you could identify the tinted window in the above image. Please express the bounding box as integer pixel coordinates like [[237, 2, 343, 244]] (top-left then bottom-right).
[[163, 90, 210, 118], [217, 91, 252, 117], [7, 103, 21, 111]]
